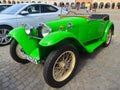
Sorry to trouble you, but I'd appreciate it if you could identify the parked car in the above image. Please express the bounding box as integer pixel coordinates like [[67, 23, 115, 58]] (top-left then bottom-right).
[[0, 4, 12, 12], [0, 3, 67, 46], [8, 14, 114, 88]]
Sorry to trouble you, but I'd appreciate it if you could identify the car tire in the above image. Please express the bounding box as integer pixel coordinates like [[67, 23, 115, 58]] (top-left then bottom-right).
[[0, 26, 13, 46], [103, 29, 112, 47], [43, 44, 79, 88], [10, 39, 30, 64]]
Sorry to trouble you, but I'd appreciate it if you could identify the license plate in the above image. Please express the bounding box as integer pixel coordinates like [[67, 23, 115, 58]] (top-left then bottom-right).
[[26, 55, 38, 64]]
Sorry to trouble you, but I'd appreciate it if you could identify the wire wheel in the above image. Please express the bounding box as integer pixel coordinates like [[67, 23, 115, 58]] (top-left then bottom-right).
[[103, 29, 112, 47], [53, 51, 75, 82], [16, 44, 26, 59], [106, 29, 112, 45], [43, 44, 79, 88], [10, 39, 30, 64]]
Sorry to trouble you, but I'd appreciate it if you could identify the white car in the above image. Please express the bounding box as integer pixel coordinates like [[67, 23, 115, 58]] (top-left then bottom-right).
[[0, 3, 67, 46]]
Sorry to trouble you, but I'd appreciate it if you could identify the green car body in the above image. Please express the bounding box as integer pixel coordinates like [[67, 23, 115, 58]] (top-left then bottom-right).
[[9, 14, 114, 63], [8, 14, 114, 88]]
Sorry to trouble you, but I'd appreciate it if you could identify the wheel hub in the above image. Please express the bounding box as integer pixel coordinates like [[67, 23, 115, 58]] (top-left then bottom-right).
[[1, 34, 5, 37], [2, 35, 7, 39], [64, 63, 70, 70], [0, 28, 11, 45], [59, 61, 70, 70]]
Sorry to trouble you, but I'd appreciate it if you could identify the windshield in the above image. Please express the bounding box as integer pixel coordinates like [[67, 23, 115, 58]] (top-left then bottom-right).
[[0, 5, 12, 11], [1, 4, 26, 14]]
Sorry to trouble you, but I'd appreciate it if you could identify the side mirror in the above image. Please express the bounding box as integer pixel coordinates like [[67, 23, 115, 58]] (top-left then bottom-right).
[[20, 11, 29, 15]]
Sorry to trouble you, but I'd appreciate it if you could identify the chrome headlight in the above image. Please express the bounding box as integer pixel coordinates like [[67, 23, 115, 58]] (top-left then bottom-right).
[[24, 24, 33, 35], [40, 23, 52, 37]]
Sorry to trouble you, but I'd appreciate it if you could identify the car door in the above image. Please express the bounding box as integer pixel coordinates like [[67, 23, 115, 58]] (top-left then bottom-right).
[[40, 4, 60, 22], [16, 4, 45, 28], [87, 20, 106, 41]]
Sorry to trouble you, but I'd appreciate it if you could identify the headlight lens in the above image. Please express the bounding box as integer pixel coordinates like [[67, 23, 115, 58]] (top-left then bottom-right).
[[41, 23, 52, 37], [24, 24, 33, 35]]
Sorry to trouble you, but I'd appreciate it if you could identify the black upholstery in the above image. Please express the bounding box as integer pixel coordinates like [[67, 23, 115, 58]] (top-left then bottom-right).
[[28, 8, 32, 13], [89, 14, 109, 21]]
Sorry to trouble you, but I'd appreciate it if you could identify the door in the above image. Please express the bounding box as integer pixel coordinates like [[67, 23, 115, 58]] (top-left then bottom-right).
[[40, 4, 60, 22], [16, 4, 45, 28], [87, 20, 106, 41]]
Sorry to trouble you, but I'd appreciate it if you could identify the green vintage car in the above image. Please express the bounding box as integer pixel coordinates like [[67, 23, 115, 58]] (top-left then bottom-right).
[[8, 14, 114, 88]]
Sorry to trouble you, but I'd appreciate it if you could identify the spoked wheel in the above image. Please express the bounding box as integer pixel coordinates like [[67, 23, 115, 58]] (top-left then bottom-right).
[[43, 44, 79, 88], [53, 51, 76, 82], [16, 44, 27, 60], [10, 39, 30, 64], [103, 29, 112, 47], [0, 26, 13, 46]]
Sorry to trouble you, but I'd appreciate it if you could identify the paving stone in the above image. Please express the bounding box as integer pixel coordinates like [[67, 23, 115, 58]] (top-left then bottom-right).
[[17, 84, 25, 90], [2, 77, 9, 83], [2, 81, 10, 88], [9, 83, 16, 89]]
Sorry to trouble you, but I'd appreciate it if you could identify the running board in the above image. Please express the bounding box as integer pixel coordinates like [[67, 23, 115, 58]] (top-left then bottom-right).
[[85, 40, 104, 53]]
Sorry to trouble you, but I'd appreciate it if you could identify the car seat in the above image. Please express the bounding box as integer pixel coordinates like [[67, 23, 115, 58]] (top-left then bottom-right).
[[28, 8, 32, 13]]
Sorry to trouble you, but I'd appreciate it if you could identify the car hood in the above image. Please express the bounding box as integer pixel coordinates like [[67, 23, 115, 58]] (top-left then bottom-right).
[[0, 14, 16, 20], [46, 17, 87, 32]]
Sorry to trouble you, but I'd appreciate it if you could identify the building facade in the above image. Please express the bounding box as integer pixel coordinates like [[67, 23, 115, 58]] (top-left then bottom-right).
[[76, 0, 120, 9], [0, 0, 120, 9], [0, 0, 30, 3], [92, 0, 120, 9], [40, 0, 75, 7]]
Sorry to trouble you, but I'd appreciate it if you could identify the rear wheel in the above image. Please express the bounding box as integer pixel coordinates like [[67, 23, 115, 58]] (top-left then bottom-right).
[[103, 29, 112, 47], [0, 26, 13, 46], [43, 44, 79, 88], [10, 39, 30, 64]]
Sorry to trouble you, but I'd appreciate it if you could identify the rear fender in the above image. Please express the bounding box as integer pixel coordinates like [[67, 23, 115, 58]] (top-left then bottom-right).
[[102, 21, 114, 41]]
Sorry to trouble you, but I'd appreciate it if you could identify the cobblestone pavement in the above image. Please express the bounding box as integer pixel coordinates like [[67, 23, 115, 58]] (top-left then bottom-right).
[[0, 9, 120, 90]]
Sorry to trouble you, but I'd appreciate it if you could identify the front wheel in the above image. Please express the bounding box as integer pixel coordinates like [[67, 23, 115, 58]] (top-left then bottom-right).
[[10, 39, 30, 64], [43, 44, 79, 88]]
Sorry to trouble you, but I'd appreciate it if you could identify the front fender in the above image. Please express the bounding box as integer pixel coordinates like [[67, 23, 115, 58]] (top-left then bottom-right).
[[102, 21, 114, 41], [8, 27, 39, 58], [39, 31, 78, 46], [8, 27, 25, 40]]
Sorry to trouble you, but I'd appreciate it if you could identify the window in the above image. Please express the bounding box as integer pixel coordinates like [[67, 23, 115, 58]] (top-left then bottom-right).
[[41, 5, 58, 13], [24, 5, 40, 14], [1, 4, 26, 14], [0, 5, 11, 11]]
